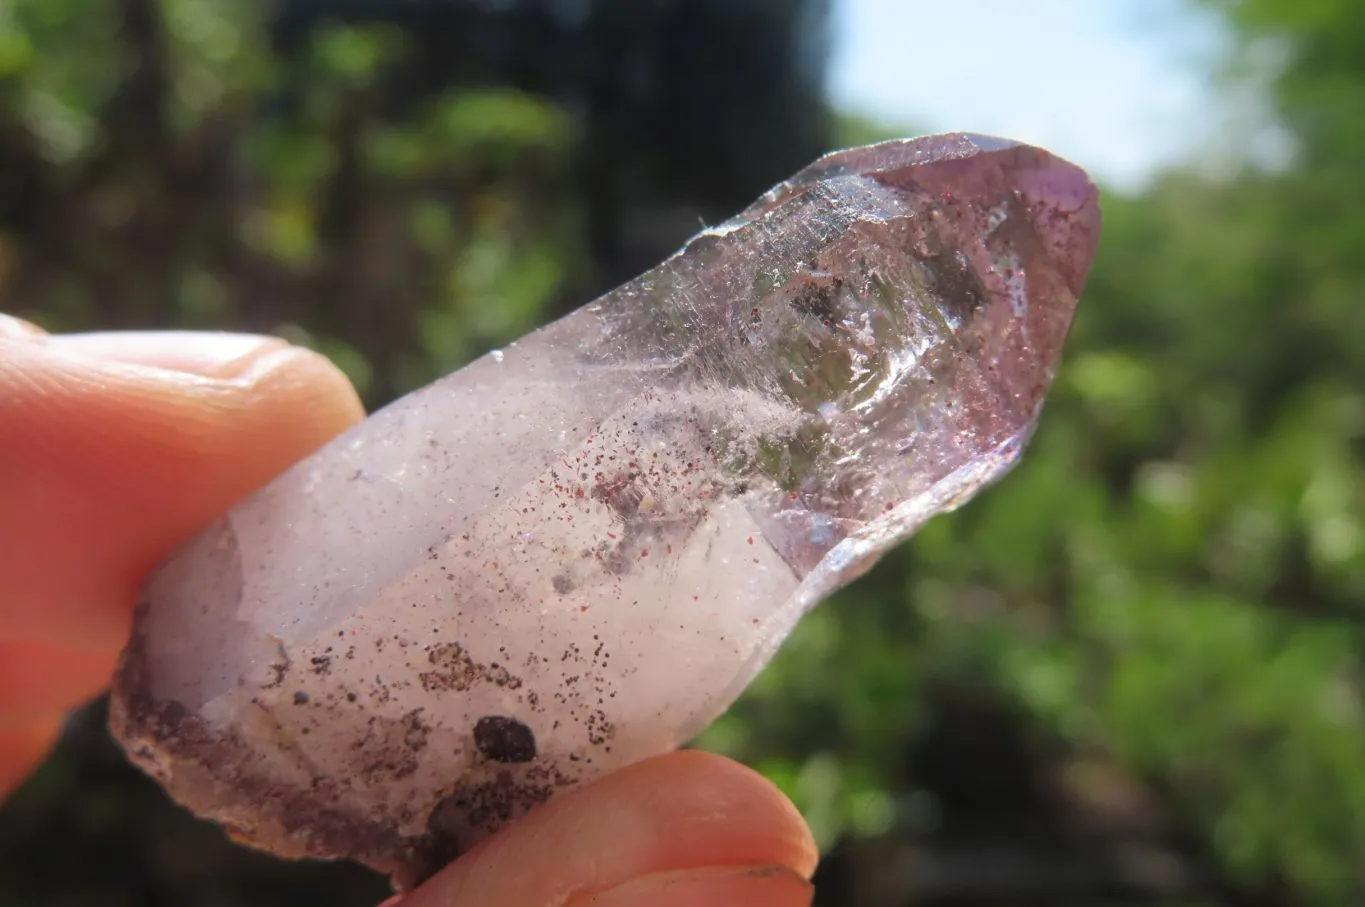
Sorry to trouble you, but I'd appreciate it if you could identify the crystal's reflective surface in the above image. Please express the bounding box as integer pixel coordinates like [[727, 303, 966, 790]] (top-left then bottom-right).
[[110, 133, 1100, 885]]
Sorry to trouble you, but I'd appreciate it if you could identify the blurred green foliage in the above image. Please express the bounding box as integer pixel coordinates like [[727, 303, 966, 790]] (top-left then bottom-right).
[[2, 0, 1364, 904], [1, 0, 587, 408]]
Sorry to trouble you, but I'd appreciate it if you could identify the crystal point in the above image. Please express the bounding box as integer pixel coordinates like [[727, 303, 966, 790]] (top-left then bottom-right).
[[109, 133, 1100, 884]]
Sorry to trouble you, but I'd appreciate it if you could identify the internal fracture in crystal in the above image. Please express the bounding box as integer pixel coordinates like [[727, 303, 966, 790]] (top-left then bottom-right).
[[109, 133, 1101, 886]]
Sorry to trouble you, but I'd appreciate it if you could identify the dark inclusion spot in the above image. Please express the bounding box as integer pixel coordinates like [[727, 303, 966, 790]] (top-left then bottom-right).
[[787, 275, 842, 324], [473, 716, 537, 764], [552, 573, 575, 595], [925, 245, 988, 324]]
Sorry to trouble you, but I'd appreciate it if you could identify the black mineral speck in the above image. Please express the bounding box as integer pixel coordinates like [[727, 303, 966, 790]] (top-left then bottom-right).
[[473, 715, 537, 764]]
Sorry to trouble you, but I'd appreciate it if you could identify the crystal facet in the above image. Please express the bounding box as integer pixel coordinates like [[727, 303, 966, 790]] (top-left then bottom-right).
[[109, 133, 1100, 884]]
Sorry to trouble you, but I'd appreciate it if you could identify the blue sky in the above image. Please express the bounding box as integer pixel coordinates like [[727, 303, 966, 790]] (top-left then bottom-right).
[[828, 0, 1228, 190]]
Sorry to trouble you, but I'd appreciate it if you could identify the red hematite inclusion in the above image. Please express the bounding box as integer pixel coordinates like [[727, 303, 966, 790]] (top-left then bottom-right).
[[109, 133, 1101, 886]]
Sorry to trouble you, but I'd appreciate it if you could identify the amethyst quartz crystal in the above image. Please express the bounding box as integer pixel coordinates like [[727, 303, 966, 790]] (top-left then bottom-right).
[[110, 133, 1101, 885]]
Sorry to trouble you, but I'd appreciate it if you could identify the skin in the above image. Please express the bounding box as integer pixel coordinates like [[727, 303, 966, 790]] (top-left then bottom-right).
[[0, 313, 818, 907]]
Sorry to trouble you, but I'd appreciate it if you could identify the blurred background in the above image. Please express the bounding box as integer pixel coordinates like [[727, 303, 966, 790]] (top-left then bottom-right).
[[2, 0, 1364, 904]]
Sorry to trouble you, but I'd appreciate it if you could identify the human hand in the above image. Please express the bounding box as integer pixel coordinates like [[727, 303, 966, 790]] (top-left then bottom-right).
[[0, 314, 818, 907]]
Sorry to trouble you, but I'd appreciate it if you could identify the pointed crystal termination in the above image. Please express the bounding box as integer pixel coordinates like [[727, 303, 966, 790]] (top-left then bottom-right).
[[109, 133, 1100, 885]]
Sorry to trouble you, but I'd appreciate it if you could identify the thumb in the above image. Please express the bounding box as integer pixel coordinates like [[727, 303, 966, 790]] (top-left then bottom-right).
[[399, 750, 817, 907]]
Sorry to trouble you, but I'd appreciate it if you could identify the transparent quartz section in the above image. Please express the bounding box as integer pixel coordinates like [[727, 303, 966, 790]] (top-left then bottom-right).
[[110, 132, 1101, 886]]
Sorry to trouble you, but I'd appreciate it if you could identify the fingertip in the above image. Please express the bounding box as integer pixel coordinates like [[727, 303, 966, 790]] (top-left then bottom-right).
[[0, 313, 46, 339], [40, 329, 366, 436], [606, 749, 820, 878], [51, 330, 292, 379], [568, 865, 814, 907], [45, 330, 367, 438], [224, 342, 367, 435], [0, 335, 365, 647], [403, 751, 817, 907]]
